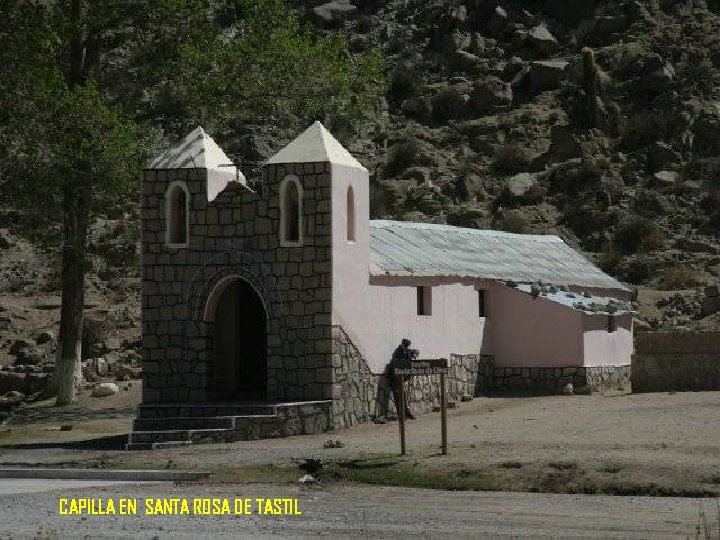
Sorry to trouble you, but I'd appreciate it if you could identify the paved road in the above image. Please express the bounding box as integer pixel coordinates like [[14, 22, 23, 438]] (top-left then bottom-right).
[[0, 479, 162, 496], [0, 480, 713, 538]]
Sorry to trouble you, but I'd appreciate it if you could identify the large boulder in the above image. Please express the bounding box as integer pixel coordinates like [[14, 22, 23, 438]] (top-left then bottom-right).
[[311, 1, 358, 28], [626, 53, 675, 94], [523, 59, 568, 93], [486, 6, 510, 38], [505, 172, 539, 200], [92, 382, 119, 397], [526, 24, 559, 55], [431, 86, 470, 122], [454, 173, 486, 201], [447, 206, 491, 229], [652, 170, 678, 187], [453, 50, 483, 73], [470, 77, 512, 113]]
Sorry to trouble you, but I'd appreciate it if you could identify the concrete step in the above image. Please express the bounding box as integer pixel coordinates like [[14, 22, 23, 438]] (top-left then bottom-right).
[[133, 416, 234, 431], [133, 414, 282, 432], [137, 404, 277, 419], [128, 429, 192, 445], [125, 441, 194, 451], [129, 428, 237, 445]]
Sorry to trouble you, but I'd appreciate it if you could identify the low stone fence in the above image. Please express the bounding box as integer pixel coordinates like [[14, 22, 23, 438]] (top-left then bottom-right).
[[632, 331, 720, 392], [489, 365, 630, 394]]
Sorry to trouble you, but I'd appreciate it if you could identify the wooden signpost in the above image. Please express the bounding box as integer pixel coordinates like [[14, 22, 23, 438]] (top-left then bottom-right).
[[393, 358, 449, 456]]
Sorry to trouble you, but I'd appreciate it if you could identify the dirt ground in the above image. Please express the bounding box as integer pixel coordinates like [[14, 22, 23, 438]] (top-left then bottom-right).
[[2, 389, 720, 497]]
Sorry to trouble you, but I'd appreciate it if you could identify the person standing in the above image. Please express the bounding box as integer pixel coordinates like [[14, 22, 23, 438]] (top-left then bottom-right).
[[389, 338, 416, 420]]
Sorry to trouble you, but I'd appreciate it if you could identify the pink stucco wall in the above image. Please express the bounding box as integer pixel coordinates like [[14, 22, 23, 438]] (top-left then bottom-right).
[[583, 312, 633, 367], [330, 163, 372, 358], [362, 277, 491, 373], [488, 282, 585, 368]]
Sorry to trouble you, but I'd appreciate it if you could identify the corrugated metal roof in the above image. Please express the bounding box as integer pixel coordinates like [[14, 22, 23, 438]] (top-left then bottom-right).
[[515, 284, 633, 314], [369, 220, 628, 291]]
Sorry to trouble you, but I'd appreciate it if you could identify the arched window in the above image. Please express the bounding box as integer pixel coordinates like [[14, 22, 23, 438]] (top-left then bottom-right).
[[346, 185, 356, 242], [165, 181, 189, 246], [280, 175, 302, 246]]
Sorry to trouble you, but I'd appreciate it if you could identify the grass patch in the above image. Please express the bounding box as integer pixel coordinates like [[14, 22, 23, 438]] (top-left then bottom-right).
[[317, 457, 509, 492]]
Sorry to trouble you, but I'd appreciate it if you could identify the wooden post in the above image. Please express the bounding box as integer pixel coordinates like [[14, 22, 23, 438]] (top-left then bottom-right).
[[397, 375, 406, 455], [440, 372, 447, 455]]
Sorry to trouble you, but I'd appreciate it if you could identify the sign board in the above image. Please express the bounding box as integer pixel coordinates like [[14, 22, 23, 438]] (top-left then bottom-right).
[[393, 358, 449, 376], [393, 357, 449, 456]]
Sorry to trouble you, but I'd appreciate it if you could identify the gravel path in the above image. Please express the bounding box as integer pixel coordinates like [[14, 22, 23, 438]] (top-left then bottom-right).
[[0, 480, 713, 538]]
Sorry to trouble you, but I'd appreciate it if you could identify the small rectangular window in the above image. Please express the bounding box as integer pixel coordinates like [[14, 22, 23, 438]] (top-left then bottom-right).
[[608, 315, 616, 333], [478, 290, 487, 318], [417, 286, 432, 316]]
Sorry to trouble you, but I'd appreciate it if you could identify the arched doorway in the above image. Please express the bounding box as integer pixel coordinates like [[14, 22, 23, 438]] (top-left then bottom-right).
[[205, 277, 267, 400]]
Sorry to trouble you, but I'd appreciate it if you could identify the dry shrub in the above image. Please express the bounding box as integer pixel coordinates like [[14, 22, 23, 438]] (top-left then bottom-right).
[[385, 140, 423, 177], [661, 266, 702, 290], [388, 68, 422, 105], [82, 315, 109, 359], [598, 251, 622, 273], [614, 217, 665, 254], [499, 210, 530, 234], [620, 109, 682, 151], [493, 144, 532, 175]]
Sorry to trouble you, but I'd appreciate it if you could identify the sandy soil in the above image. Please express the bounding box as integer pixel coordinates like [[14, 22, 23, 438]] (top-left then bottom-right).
[[2, 390, 720, 495]]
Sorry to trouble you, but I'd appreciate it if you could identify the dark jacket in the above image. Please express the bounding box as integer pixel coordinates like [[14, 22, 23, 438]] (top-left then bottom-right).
[[392, 345, 413, 363]]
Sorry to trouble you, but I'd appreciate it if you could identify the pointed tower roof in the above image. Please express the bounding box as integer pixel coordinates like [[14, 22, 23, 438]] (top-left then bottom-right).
[[146, 126, 247, 201], [147, 126, 236, 170], [263, 121, 366, 171]]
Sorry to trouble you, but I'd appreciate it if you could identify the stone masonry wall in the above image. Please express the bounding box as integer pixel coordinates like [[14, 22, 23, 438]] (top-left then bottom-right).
[[632, 331, 720, 392], [331, 326, 485, 426], [331, 326, 379, 428], [141, 163, 335, 403], [489, 365, 630, 393]]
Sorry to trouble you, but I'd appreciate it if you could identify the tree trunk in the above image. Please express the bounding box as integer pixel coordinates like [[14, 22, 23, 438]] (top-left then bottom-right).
[[54, 184, 90, 406], [54, 0, 91, 406]]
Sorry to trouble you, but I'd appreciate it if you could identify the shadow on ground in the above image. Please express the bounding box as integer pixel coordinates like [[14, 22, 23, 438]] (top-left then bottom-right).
[[0, 434, 127, 451]]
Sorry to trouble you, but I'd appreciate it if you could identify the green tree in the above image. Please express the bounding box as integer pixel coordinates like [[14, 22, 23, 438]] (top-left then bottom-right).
[[0, 0, 385, 405]]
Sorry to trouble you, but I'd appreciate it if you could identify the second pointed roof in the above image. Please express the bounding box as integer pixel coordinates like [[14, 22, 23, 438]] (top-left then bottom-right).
[[263, 121, 366, 171], [147, 126, 235, 170]]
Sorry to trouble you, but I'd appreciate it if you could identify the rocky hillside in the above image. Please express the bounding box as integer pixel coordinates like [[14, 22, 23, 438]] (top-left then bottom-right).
[[2, 0, 720, 381], [293, 0, 720, 329]]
